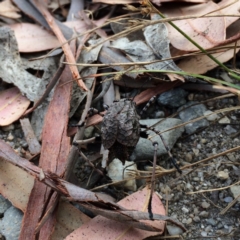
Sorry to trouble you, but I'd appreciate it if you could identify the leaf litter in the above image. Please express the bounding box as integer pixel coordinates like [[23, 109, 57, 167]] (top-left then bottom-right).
[[0, 0, 240, 239]]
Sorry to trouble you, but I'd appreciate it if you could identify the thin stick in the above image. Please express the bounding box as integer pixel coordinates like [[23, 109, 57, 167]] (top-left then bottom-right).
[[219, 193, 240, 215], [34, 1, 88, 91], [77, 148, 104, 176]]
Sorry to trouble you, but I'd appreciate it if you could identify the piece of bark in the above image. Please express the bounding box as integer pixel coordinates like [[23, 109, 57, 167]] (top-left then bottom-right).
[[19, 48, 73, 240], [20, 118, 41, 155]]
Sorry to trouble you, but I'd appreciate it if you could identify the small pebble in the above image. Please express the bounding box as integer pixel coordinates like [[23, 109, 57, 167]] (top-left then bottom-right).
[[226, 153, 236, 161], [230, 186, 240, 202], [157, 88, 188, 108], [186, 218, 192, 225], [185, 183, 193, 191], [201, 231, 207, 237], [218, 116, 230, 124], [205, 225, 212, 232], [193, 208, 199, 214], [154, 111, 165, 118], [192, 148, 199, 156], [212, 148, 217, 154], [161, 185, 171, 194], [201, 201, 210, 209], [167, 225, 184, 235], [206, 218, 217, 226], [196, 144, 201, 149], [217, 170, 229, 180], [199, 211, 209, 217], [224, 125, 237, 135], [188, 93, 194, 101], [224, 196, 233, 203], [224, 224, 229, 229], [182, 206, 189, 213], [185, 153, 193, 162], [217, 222, 224, 229], [193, 177, 200, 182], [204, 110, 219, 121], [7, 132, 14, 141], [193, 216, 200, 222]]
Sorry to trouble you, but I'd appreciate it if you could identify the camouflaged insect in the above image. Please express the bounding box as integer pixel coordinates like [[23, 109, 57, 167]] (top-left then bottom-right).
[[101, 99, 140, 164]]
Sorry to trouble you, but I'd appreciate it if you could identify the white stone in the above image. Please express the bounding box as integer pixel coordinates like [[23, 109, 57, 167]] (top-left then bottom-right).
[[218, 116, 230, 124], [107, 159, 138, 191], [204, 110, 219, 121], [217, 170, 229, 180]]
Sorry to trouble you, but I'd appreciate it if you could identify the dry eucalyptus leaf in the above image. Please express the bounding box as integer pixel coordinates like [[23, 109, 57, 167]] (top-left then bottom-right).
[[51, 199, 90, 240], [178, 40, 240, 74], [218, 0, 240, 27], [65, 187, 166, 240], [0, 87, 30, 126], [0, 0, 21, 19], [162, 2, 225, 51], [9, 23, 60, 52], [0, 157, 34, 212]]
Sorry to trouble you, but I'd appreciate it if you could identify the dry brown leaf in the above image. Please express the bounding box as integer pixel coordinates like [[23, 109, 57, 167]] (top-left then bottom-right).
[[218, 0, 240, 27], [9, 21, 90, 52], [51, 199, 90, 240], [9, 23, 60, 52], [65, 187, 166, 240], [0, 157, 34, 212], [178, 40, 240, 74], [162, 2, 226, 51], [0, 87, 30, 126], [0, 0, 21, 19]]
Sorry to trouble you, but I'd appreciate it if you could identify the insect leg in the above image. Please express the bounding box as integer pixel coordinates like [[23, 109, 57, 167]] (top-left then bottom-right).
[[158, 133, 182, 174], [140, 96, 156, 116], [73, 138, 104, 177], [148, 141, 158, 220], [70, 107, 105, 128], [141, 124, 182, 173]]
